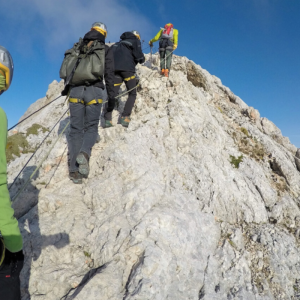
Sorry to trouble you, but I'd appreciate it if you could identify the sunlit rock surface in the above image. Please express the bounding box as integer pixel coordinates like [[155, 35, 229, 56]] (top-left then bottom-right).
[[7, 52, 300, 300]]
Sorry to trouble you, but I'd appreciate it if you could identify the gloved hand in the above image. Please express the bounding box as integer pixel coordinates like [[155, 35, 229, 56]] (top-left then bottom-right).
[[0, 73, 6, 91], [106, 98, 115, 113], [149, 41, 153, 47], [173, 44, 177, 50]]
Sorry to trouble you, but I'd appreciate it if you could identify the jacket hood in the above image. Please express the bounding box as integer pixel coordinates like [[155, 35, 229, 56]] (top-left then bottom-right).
[[83, 30, 105, 43], [120, 32, 137, 40]]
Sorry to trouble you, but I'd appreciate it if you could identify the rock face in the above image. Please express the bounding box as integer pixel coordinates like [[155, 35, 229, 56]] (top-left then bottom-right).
[[6, 52, 300, 300]]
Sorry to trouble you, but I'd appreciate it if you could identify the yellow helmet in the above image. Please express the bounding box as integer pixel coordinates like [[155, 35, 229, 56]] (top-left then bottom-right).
[[0, 45, 14, 94], [91, 22, 108, 37], [132, 30, 141, 40]]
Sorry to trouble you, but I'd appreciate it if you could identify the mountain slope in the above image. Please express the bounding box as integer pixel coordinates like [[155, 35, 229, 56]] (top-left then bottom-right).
[[7, 52, 300, 300]]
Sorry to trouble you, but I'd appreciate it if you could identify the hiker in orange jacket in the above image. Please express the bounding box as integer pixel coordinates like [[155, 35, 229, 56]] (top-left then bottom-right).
[[149, 23, 178, 77]]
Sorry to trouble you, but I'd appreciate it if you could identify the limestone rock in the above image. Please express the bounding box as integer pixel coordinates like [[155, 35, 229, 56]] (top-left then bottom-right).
[[6, 53, 300, 300]]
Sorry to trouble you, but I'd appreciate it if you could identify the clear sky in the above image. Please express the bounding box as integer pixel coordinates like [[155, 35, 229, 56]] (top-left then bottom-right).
[[0, 0, 299, 146]]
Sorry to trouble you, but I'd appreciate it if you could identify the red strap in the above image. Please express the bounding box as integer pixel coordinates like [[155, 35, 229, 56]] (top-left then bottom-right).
[[164, 24, 173, 35]]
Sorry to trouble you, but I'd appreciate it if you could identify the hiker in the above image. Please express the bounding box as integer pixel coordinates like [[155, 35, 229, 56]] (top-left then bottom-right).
[[104, 30, 145, 128], [59, 22, 115, 184], [0, 45, 24, 300], [149, 23, 178, 77]]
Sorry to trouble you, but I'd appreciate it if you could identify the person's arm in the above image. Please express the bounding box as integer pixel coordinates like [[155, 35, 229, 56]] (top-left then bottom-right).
[[104, 46, 116, 112], [173, 29, 179, 49], [133, 40, 145, 65], [0, 108, 23, 253], [149, 29, 163, 44]]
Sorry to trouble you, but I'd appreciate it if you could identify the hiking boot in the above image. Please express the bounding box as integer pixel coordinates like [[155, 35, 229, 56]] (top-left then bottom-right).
[[76, 152, 90, 176], [164, 69, 169, 77], [160, 69, 165, 75], [120, 116, 131, 128], [69, 171, 83, 184], [105, 120, 113, 128]]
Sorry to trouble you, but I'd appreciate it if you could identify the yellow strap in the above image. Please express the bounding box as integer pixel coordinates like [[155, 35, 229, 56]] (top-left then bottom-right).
[[114, 82, 123, 86], [69, 98, 84, 104], [124, 75, 136, 82], [86, 99, 103, 105], [0, 62, 10, 90], [0, 237, 5, 266], [69, 98, 102, 105]]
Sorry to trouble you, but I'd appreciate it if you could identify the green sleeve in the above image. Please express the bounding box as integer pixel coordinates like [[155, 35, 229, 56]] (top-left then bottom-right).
[[0, 107, 23, 253], [150, 29, 163, 43], [173, 29, 178, 46]]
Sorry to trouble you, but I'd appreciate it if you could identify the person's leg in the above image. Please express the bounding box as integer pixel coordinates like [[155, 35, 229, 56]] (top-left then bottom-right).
[[76, 86, 102, 176], [165, 49, 173, 71], [104, 74, 122, 126], [160, 50, 166, 72], [68, 86, 85, 174], [121, 71, 137, 118]]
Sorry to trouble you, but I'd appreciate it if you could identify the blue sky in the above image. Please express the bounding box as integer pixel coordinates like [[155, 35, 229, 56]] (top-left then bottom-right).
[[0, 0, 299, 146]]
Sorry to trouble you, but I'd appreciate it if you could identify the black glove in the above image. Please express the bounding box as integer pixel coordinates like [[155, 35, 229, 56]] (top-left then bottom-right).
[[106, 98, 115, 112], [61, 84, 70, 96]]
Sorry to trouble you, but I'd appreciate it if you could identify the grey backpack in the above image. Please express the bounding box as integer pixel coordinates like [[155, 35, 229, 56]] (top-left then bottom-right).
[[60, 38, 105, 86], [161, 27, 174, 40]]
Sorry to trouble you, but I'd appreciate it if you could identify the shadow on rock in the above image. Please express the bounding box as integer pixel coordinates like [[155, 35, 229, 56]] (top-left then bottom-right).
[[10, 167, 70, 300]]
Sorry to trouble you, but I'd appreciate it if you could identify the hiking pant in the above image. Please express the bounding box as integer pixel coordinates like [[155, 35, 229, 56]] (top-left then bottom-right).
[[160, 49, 173, 70], [68, 85, 104, 172], [104, 71, 137, 120], [0, 250, 24, 300]]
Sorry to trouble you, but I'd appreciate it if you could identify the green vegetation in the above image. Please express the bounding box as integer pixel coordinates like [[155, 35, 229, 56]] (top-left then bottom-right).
[[83, 251, 91, 258], [240, 127, 249, 137], [218, 106, 223, 113], [6, 133, 29, 163], [26, 123, 48, 136], [230, 155, 244, 169]]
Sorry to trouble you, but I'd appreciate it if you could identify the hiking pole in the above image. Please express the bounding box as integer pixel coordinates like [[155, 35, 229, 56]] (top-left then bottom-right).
[[150, 45, 153, 69]]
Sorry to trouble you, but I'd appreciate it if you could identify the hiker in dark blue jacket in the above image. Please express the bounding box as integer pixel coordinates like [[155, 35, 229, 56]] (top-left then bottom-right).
[[104, 31, 145, 128]]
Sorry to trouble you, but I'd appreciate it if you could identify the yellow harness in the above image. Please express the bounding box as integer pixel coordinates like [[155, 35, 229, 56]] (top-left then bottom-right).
[[69, 98, 103, 105], [114, 75, 136, 86]]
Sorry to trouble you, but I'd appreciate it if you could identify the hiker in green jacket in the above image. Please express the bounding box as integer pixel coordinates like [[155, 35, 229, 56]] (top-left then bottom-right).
[[0, 45, 24, 300]]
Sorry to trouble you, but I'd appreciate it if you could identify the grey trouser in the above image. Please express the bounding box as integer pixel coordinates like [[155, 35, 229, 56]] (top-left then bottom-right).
[[160, 49, 173, 70], [68, 85, 104, 172]]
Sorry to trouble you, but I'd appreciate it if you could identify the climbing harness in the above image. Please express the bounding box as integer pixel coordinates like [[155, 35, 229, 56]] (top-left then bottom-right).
[[69, 98, 103, 105]]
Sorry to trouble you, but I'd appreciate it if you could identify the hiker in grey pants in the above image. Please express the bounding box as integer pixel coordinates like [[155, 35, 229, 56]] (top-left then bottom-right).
[[62, 22, 115, 184], [68, 85, 105, 180]]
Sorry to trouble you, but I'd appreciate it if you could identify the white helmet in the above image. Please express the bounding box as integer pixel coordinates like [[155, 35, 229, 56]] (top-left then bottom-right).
[[91, 22, 108, 37], [131, 30, 141, 40]]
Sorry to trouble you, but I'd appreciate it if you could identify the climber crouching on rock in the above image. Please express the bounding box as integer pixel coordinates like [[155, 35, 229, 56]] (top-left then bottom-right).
[[59, 22, 115, 184], [149, 23, 178, 78], [0, 45, 24, 300], [104, 30, 145, 128]]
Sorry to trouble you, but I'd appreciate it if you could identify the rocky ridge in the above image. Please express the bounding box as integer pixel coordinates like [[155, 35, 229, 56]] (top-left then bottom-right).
[[6, 52, 300, 300]]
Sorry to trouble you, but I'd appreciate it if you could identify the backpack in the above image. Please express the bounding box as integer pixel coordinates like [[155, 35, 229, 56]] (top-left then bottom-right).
[[161, 24, 174, 40], [59, 38, 105, 86]]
